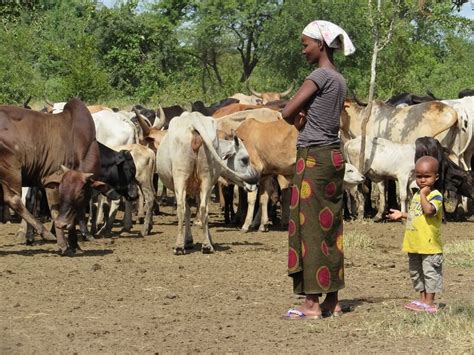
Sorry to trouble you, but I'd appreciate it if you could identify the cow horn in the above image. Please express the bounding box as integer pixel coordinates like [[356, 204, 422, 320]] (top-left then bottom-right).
[[133, 108, 151, 137], [23, 96, 32, 108], [247, 81, 262, 97], [352, 93, 368, 107], [279, 81, 294, 97], [60, 165, 70, 173], [44, 96, 53, 107], [154, 105, 166, 130]]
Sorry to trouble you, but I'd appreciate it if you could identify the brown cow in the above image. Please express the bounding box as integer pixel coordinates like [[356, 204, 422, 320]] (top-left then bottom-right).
[[0, 98, 103, 255], [235, 118, 298, 232], [212, 103, 263, 118]]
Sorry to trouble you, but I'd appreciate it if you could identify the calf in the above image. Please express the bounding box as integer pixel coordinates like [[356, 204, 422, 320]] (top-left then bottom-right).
[[344, 136, 416, 220]]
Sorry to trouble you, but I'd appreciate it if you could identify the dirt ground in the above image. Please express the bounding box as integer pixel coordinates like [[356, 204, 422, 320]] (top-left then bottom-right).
[[1, 204, 473, 354]]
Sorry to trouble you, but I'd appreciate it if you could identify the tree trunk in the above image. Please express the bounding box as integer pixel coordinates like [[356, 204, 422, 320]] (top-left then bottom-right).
[[358, 42, 378, 172]]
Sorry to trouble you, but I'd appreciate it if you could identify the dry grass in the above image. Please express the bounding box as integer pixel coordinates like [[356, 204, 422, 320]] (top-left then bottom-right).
[[344, 230, 375, 250], [444, 239, 474, 268], [307, 302, 474, 352]]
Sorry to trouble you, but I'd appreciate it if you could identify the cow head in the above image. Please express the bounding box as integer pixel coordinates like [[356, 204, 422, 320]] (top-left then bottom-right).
[[111, 150, 139, 201], [247, 81, 294, 104], [219, 132, 260, 191], [344, 162, 365, 186], [43, 166, 108, 230]]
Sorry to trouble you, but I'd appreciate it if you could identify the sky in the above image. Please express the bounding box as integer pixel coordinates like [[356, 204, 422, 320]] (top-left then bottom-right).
[[100, 0, 473, 19]]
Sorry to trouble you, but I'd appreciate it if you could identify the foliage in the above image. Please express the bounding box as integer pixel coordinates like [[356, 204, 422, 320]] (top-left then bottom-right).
[[0, 0, 472, 106]]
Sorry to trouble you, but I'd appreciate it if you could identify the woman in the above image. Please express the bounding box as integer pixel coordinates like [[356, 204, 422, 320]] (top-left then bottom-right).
[[282, 20, 355, 319]]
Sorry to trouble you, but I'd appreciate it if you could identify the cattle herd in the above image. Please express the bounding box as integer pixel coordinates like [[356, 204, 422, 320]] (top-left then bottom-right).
[[0, 86, 472, 256]]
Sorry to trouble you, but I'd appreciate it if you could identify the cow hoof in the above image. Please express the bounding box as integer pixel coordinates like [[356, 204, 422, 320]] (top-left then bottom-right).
[[59, 248, 76, 257], [241, 226, 250, 233], [25, 239, 36, 246], [259, 225, 269, 232], [373, 216, 385, 223], [174, 247, 186, 255], [82, 234, 95, 242], [184, 242, 194, 250], [201, 245, 214, 254]]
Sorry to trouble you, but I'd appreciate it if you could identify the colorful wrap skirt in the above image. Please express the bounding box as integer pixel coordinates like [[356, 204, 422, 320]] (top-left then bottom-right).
[[288, 145, 345, 295]]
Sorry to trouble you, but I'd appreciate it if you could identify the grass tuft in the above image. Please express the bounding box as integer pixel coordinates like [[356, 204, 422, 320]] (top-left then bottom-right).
[[444, 239, 474, 268], [344, 230, 375, 250]]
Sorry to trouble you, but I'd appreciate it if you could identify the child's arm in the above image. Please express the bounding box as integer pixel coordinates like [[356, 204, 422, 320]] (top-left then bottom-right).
[[387, 208, 407, 221], [420, 186, 436, 216]]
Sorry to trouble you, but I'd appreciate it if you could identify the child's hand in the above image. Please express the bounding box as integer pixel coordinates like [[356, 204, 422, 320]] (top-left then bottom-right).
[[387, 208, 402, 221], [420, 186, 432, 196]]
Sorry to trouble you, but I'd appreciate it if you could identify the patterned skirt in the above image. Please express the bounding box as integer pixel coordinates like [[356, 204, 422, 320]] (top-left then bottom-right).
[[288, 145, 345, 295]]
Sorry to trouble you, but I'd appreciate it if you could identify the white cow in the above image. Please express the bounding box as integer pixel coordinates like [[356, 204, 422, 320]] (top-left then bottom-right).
[[156, 112, 260, 254], [344, 136, 416, 220], [440, 97, 474, 170]]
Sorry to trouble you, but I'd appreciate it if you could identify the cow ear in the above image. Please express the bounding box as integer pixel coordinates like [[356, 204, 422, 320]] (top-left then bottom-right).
[[90, 179, 107, 189], [115, 152, 126, 165], [233, 135, 239, 147]]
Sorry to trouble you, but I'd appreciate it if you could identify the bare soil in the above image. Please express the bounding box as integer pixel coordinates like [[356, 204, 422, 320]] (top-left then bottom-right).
[[1, 205, 473, 354]]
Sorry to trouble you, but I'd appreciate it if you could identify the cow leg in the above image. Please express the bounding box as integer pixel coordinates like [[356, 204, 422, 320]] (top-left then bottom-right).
[[241, 189, 258, 232], [199, 183, 214, 254], [398, 177, 409, 215], [223, 184, 235, 224], [374, 180, 386, 222], [98, 199, 122, 237], [123, 200, 133, 232], [2, 185, 56, 242], [258, 177, 273, 232], [184, 199, 193, 250], [45, 188, 77, 254], [136, 189, 145, 224], [173, 178, 188, 255], [139, 184, 154, 237]]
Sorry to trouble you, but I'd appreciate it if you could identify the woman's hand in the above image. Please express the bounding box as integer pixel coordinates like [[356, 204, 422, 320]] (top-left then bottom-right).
[[294, 111, 307, 131]]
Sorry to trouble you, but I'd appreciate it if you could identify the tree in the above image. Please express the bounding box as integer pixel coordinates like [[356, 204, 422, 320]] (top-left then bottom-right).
[[358, 0, 400, 172]]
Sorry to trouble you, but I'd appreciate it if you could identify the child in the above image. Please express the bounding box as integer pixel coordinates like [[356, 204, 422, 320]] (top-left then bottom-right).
[[387, 156, 443, 314]]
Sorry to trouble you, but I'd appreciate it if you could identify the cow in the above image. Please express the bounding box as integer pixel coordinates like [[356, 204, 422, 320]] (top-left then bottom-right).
[[340, 99, 459, 148], [415, 137, 474, 200], [156, 111, 260, 254], [230, 93, 263, 105], [132, 104, 184, 129], [385, 91, 439, 107], [20, 142, 139, 243], [0, 98, 104, 255], [344, 136, 417, 220], [212, 103, 265, 118], [95, 144, 156, 237], [246, 82, 294, 104], [191, 98, 239, 116], [458, 89, 474, 98]]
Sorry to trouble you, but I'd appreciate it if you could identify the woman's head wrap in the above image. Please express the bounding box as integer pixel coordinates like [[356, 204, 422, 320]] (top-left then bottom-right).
[[302, 20, 355, 56]]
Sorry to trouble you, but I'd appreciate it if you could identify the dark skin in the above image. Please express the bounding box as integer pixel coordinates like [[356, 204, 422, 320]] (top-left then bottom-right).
[[283, 35, 342, 318], [282, 35, 336, 131], [387, 156, 440, 305]]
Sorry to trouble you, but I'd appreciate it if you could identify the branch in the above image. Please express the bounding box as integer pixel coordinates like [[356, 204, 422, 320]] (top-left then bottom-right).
[[380, 0, 400, 50]]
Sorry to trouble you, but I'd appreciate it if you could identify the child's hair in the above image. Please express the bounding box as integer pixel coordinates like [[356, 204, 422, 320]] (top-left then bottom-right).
[[415, 155, 439, 173]]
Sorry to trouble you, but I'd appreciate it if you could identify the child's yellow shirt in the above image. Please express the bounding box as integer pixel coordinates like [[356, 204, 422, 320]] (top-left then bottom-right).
[[402, 190, 443, 254]]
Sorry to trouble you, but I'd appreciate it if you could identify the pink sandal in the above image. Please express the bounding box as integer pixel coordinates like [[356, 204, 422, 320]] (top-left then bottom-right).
[[404, 301, 438, 314]]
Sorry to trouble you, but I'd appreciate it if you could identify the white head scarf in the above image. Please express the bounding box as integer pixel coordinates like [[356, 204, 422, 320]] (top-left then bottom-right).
[[302, 20, 355, 56]]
